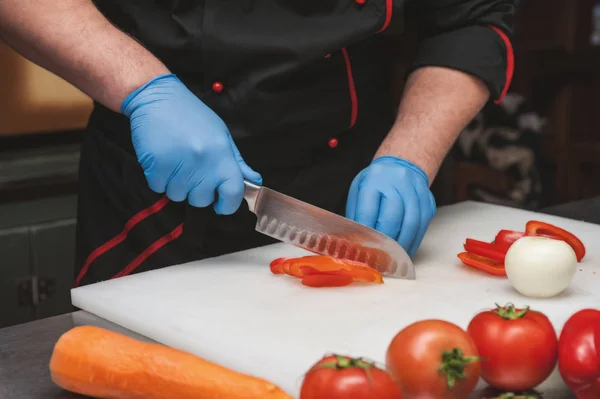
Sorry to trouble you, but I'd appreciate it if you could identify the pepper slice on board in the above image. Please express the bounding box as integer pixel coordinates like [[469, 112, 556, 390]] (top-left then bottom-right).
[[464, 239, 509, 263], [457, 252, 507, 276], [269, 255, 384, 287], [270, 257, 289, 274], [299, 265, 382, 284], [301, 274, 354, 288], [280, 256, 383, 283], [525, 221, 586, 261]]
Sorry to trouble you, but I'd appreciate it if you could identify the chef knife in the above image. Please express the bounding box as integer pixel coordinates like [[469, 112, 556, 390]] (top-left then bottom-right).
[[243, 180, 415, 279]]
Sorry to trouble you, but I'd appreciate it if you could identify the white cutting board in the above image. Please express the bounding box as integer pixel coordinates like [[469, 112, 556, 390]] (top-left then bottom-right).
[[71, 201, 600, 397]]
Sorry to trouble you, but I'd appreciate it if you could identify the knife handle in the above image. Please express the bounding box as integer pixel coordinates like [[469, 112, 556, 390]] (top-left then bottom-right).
[[243, 180, 261, 213]]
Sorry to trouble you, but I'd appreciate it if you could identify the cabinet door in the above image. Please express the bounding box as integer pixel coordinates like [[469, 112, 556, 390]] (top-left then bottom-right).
[[30, 219, 76, 320], [0, 227, 32, 328]]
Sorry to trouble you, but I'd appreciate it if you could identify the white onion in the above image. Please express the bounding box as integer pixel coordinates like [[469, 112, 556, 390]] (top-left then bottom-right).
[[505, 236, 577, 298]]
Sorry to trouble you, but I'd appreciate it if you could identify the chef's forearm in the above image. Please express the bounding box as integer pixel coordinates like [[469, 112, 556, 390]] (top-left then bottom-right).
[[375, 66, 490, 183], [0, 0, 170, 112]]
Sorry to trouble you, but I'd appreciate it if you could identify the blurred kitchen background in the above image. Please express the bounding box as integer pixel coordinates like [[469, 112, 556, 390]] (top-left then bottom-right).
[[1, 0, 598, 328]]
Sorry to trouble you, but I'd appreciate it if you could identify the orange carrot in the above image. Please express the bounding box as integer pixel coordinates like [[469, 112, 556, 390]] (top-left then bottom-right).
[[49, 325, 293, 399]]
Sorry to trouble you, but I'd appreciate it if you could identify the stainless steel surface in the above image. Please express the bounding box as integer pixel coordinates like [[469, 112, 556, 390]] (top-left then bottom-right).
[[243, 180, 415, 279]]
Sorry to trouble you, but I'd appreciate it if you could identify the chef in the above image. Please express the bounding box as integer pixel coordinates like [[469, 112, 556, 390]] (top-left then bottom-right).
[[0, 0, 515, 286]]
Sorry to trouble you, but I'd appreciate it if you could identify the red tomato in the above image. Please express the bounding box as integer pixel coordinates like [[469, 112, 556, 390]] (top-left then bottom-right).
[[299, 354, 402, 399], [558, 309, 600, 399], [467, 303, 558, 391], [385, 320, 481, 399]]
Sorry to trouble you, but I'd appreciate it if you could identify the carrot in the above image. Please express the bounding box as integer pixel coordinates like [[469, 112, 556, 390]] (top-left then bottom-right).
[[49, 325, 293, 399]]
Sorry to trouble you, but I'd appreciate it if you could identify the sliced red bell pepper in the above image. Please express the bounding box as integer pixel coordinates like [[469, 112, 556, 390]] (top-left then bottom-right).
[[463, 239, 509, 263], [291, 256, 382, 282], [459, 220, 585, 277], [269, 255, 384, 287], [526, 221, 586, 261], [457, 252, 506, 276], [270, 257, 289, 274], [273, 257, 297, 275], [300, 266, 361, 287], [299, 265, 381, 284], [558, 309, 600, 399], [494, 229, 557, 245], [301, 274, 354, 288], [494, 230, 527, 246]]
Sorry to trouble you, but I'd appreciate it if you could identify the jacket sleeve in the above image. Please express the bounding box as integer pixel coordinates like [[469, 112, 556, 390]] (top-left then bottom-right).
[[410, 0, 516, 104]]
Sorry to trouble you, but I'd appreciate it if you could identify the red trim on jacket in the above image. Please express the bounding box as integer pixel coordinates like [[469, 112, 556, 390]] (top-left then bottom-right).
[[73, 195, 171, 288], [377, 0, 393, 33], [112, 223, 184, 279], [341, 48, 358, 128], [488, 25, 514, 104]]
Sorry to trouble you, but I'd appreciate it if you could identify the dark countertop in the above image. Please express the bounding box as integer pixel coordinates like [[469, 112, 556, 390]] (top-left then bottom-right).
[[0, 313, 82, 399], [0, 311, 152, 399], [540, 197, 600, 224], [2, 197, 597, 399]]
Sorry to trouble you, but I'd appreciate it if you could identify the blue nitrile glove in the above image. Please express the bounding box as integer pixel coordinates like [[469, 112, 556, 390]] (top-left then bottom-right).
[[346, 156, 436, 258], [121, 74, 262, 215]]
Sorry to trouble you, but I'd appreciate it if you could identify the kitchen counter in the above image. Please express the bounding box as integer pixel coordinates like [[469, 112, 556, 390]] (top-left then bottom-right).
[[0, 311, 150, 399], [539, 197, 600, 224], [2, 197, 598, 399]]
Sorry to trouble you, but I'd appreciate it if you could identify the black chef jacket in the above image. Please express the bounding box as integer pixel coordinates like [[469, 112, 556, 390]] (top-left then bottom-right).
[[74, 0, 516, 287]]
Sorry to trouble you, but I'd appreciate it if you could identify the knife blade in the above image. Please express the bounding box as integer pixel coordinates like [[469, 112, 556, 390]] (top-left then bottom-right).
[[243, 180, 415, 279]]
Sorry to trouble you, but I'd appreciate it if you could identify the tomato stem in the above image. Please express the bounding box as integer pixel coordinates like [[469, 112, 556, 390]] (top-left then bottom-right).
[[438, 348, 480, 389], [494, 303, 529, 320], [311, 354, 383, 391], [315, 355, 377, 371]]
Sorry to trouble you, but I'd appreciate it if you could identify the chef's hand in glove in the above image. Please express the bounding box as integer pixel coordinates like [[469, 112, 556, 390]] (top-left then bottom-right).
[[121, 74, 262, 215], [346, 156, 436, 258]]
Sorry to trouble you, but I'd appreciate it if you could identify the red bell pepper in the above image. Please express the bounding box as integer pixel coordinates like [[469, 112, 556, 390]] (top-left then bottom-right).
[[457, 252, 506, 276], [526, 221, 586, 261], [270, 257, 289, 274], [269, 255, 384, 287], [494, 230, 527, 246], [458, 220, 585, 277], [464, 239, 509, 263], [301, 274, 354, 288], [558, 309, 600, 399], [494, 229, 564, 247]]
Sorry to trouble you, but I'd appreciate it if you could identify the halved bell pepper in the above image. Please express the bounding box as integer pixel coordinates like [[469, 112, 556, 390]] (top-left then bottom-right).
[[269, 255, 384, 287], [457, 252, 506, 276], [526, 220, 586, 261]]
